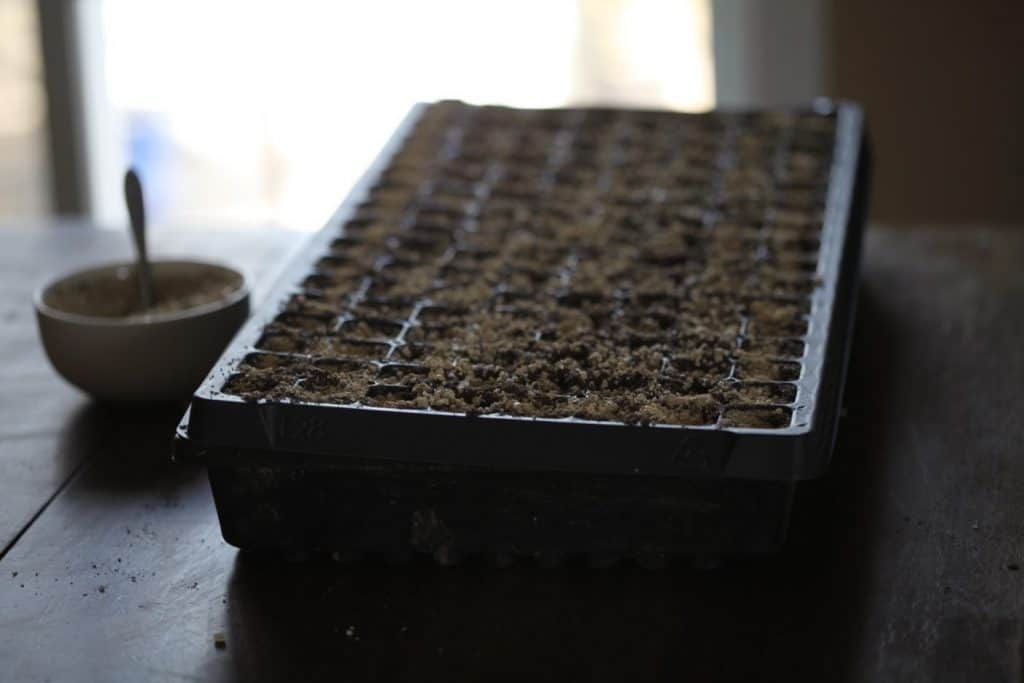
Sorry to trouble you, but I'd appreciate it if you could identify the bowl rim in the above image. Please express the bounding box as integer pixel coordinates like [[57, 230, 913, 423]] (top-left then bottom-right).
[[34, 258, 250, 327]]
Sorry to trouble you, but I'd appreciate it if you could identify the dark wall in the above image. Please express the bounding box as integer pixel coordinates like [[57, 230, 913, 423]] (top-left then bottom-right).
[[832, 1, 1024, 225]]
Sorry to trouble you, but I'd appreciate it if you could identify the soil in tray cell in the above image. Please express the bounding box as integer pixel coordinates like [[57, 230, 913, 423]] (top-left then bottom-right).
[[222, 101, 837, 429]]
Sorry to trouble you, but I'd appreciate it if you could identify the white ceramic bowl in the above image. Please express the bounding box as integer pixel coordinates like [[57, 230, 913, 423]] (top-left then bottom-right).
[[35, 260, 249, 402]]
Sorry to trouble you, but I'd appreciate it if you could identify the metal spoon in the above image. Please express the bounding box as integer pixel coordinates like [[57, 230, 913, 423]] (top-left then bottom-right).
[[123, 168, 155, 309]]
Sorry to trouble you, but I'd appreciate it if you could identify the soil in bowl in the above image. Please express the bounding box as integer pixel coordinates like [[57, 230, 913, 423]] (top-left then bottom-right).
[[46, 263, 244, 319]]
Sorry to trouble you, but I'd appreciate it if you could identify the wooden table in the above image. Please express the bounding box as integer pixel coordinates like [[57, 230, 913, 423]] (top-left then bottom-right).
[[0, 224, 1021, 681]]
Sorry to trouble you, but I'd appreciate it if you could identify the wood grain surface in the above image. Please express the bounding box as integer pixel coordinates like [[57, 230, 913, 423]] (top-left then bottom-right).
[[0, 224, 1021, 681]]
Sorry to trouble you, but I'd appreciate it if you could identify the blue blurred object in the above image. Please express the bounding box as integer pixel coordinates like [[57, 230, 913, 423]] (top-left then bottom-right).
[[126, 111, 175, 226]]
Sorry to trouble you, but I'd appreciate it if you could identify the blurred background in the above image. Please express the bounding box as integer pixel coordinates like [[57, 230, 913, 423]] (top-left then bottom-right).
[[1, 0, 1021, 232]]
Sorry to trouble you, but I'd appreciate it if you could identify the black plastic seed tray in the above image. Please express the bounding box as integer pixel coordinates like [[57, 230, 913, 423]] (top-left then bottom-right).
[[178, 100, 870, 561]]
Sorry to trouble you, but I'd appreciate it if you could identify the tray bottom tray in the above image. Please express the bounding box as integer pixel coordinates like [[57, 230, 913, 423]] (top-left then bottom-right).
[[207, 450, 797, 565]]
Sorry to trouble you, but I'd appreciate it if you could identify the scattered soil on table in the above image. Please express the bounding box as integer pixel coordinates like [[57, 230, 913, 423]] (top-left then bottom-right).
[[225, 101, 836, 429]]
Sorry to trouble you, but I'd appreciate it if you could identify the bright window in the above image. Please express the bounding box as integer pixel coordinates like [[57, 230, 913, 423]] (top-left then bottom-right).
[[79, 0, 714, 230]]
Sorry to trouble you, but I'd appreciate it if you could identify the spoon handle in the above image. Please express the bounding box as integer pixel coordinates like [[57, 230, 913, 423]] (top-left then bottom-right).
[[124, 169, 155, 309]]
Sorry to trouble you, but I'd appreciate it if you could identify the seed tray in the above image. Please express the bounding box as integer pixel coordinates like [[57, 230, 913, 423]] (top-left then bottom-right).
[[179, 100, 870, 560]]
